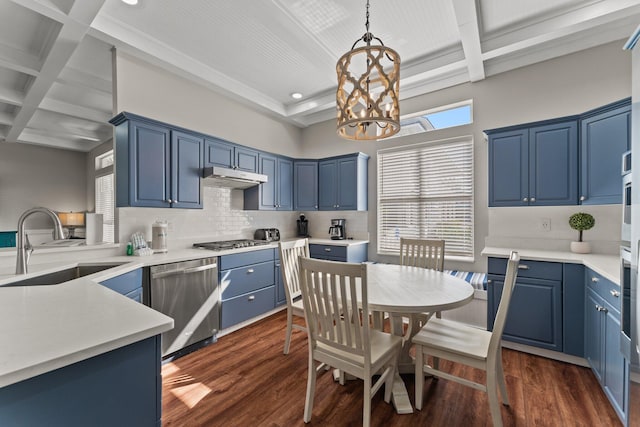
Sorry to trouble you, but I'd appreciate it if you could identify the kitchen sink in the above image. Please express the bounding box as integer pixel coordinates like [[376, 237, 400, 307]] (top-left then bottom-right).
[[1, 263, 128, 287]]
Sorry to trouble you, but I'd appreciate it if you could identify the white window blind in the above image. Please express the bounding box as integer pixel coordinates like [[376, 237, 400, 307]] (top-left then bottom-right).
[[95, 151, 115, 243], [377, 137, 474, 259]]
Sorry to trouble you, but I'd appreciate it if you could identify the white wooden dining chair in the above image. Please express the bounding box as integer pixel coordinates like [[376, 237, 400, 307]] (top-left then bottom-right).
[[278, 239, 310, 355], [413, 251, 520, 427], [298, 257, 402, 427], [399, 238, 445, 271], [399, 238, 446, 324]]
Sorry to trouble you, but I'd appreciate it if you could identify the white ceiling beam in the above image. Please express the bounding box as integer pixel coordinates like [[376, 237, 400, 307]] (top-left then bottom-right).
[[0, 42, 41, 76], [18, 130, 98, 151], [483, 1, 640, 60], [5, 0, 106, 142], [23, 126, 105, 142], [37, 98, 110, 123], [451, 0, 484, 82]]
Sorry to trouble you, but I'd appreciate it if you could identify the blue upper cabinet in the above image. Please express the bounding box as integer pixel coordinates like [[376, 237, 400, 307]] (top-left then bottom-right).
[[204, 137, 259, 173], [244, 153, 293, 210], [318, 153, 369, 211], [294, 160, 319, 211], [111, 113, 203, 209], [488, 129, 529, 207], [580, 99, 631, 205], [172, 131, 204, 209], [487, 120, 578, 207], [528, 121, 578, 206]]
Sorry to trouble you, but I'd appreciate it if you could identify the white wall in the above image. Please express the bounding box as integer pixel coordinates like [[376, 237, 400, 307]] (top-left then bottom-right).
[[302, 40, 631, 272], [114, 52, 303, 157], [0, 143, 87, 231]]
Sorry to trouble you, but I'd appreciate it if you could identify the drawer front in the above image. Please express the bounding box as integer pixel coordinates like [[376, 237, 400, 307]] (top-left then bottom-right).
[[586, 269, 621, 311], [100, 269, 143, 296], [221, 261, 275, 299], [310, 244, 347, 261], [221, 285, 275, 329], [488, 257, 562, 281], [219, 248, 274, 270]]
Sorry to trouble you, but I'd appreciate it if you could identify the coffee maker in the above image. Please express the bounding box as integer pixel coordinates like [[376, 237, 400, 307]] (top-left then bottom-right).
[[329, 219, 346, 240], [297, 214, 310, 237]]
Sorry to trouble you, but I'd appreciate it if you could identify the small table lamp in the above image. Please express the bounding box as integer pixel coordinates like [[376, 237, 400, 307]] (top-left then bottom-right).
[[58, 212, 85, 239]]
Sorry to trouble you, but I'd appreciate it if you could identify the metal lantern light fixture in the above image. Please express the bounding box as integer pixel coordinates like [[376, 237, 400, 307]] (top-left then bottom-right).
[[336, 0, 400, 141]]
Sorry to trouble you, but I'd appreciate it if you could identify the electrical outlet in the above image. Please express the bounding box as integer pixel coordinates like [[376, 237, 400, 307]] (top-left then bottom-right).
[[541, 218, 551, 232]]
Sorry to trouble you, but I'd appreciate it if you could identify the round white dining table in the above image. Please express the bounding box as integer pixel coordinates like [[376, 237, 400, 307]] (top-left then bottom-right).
[[362, 263, 475, 414]]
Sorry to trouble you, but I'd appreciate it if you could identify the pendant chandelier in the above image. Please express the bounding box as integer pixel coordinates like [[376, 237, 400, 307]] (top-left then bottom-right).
[[336, 0, 400, 141]]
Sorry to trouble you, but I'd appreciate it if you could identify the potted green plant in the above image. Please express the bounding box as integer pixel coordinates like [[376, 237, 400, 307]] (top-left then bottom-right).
[[569, 212, 595, 253]]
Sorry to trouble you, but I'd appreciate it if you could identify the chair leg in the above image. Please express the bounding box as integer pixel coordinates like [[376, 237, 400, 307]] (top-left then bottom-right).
[[415, 344, 424, 411], [363, 376, 372, 427], [486, 362, 504, 427], [303, 353, 317, 423], [283, 308, 294, 355], [497, 350, 509, 405]]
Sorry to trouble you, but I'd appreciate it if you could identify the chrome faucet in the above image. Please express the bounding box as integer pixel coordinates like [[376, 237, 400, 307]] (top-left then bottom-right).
[[15, 207, 65, 274]]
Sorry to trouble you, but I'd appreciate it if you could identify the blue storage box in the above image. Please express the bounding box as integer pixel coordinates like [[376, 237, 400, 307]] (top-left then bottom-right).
[[0, 231, 17, 248]]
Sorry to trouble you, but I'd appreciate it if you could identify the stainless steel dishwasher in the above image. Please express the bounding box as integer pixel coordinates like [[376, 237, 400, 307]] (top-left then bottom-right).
[[150, 257, 219, 357]]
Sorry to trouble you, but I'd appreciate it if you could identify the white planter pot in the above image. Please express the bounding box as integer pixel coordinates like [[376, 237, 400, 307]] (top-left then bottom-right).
[[570, 241, 591, 254]]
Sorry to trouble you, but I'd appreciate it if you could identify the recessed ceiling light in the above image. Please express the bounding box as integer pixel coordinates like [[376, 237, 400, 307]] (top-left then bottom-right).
[[122, 0, 138, 5], [291, 92, 303, 100]]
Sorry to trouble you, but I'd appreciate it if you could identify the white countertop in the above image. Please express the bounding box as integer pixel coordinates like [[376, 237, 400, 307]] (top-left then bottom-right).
[[0, 239, 371, 388], [307, 238, 369, 246], [482, 247, 620, 285], [0, 259, 176, 388]]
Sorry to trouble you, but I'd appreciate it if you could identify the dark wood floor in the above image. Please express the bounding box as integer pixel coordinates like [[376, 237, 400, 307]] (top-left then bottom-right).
[[162, 310, 625, 427]]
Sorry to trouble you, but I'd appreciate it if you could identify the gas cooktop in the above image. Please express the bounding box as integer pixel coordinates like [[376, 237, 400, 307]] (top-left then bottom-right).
[[193, 239, 272, 251]]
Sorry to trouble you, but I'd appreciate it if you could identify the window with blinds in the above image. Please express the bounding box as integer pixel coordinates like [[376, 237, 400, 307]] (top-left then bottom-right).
[[377, 136, 474, 259], [95, 151, 115, 243]]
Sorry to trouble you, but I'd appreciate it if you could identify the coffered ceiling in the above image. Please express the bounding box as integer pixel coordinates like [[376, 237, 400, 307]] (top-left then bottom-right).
[[1, 0, 639, 152]]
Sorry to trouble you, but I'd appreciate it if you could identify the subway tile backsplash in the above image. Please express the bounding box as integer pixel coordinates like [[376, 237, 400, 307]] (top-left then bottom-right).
[[118, 187, 369, 248]]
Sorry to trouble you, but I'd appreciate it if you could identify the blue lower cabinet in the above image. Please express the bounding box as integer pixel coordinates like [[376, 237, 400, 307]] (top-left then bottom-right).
[[563, 263, 585, 357], [585, 269, 628, 424], [309, 243, 368, 262], [487, 257, 563, 351], [100, 268, 143, 302], [0, 336, 162, 426], [219, 249, 277, 329]]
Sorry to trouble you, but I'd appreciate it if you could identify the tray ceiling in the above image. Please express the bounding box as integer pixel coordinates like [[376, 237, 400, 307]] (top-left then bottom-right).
[[0, 0, 638, 151]]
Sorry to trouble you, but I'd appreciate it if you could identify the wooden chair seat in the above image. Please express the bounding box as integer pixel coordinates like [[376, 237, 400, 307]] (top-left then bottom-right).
[[413, 318, 491, 362]]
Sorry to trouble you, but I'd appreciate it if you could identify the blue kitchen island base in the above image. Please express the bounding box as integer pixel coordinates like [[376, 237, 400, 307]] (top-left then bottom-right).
[[0, 336, 162, 427]]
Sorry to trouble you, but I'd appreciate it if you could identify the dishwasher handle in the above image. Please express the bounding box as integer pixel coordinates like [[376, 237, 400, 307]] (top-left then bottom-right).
[[151, 263, 217, 279]]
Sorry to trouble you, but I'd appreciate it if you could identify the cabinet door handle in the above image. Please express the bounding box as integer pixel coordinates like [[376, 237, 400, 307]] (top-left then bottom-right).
[[246, 268, 255, 274], [248, 295, 255, 301], [487, 279, 492, 284], [591, 277, 599, 283], [166, 199, 173, 203], [530, 197, 536, 202], [314, 205, 318, 209], [324, 248, 332, 252], [518, 265, 530, 270], [522, 197, 529, 202], [610, 289, 620, 297], [580, 195, 586, 201], [596, 305, 608, 313]]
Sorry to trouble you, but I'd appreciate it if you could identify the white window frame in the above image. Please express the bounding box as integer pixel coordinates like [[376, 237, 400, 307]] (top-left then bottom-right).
[[95, 150, 115, 243], [388, 99, 473, 139], [377, 135, 474, 261]]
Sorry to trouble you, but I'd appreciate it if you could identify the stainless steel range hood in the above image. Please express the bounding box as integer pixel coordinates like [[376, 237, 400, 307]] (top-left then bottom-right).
[[202, 166, 268, 189]]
